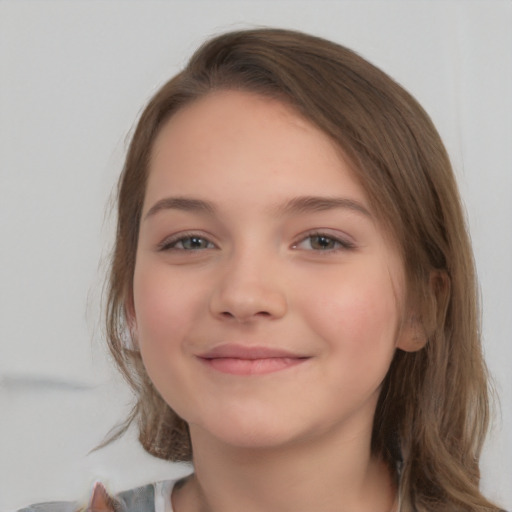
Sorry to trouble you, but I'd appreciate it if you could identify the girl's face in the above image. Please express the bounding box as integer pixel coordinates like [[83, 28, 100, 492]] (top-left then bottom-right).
[[133, 90, 415, 450]]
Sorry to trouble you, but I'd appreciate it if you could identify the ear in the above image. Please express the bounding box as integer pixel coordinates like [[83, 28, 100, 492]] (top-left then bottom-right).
[[396, 313, 427, 352], [396, 269, 450, 353]]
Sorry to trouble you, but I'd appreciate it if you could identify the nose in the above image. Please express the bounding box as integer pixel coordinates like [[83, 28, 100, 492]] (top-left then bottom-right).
[[209, 250, 288, 322]]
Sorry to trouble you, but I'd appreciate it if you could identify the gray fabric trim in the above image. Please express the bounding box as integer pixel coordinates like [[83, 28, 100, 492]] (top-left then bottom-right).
[[17, 484, 156, 512], [116, 483, 155, 511], [17, 502, 77, 512]]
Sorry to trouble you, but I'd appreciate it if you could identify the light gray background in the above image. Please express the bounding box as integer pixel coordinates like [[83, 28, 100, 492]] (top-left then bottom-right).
[[1, 1, 511, 510]]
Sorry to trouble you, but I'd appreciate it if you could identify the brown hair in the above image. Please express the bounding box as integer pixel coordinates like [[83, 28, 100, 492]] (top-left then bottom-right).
[[105, 28, 498, 511]]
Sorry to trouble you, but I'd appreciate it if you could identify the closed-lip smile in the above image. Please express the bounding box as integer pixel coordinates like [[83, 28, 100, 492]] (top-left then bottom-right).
[[197, 344, 310, 375]]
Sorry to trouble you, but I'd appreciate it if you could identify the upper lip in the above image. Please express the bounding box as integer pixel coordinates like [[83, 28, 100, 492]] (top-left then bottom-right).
[[197, 344, 307, 360]]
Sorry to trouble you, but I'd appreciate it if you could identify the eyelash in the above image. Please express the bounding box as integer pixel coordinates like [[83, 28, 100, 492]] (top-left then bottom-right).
[[292, 232, 356, 252], [157, 232, 216, 252], [157, 231, 355, 253]]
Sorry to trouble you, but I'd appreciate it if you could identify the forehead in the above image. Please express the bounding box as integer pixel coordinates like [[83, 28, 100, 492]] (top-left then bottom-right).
[[147, 90, 368, 206]]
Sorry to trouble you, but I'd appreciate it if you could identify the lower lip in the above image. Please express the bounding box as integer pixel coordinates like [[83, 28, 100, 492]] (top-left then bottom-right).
[[199, 357, 307, 375]]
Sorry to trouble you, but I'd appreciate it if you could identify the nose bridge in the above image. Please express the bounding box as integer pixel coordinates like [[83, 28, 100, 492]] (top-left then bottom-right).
[[210, 242, 287, 321]]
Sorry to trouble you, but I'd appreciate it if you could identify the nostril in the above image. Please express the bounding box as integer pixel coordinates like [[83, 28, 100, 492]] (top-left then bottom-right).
[[210, 286, 287, 321], [219, 309, 272, 321]]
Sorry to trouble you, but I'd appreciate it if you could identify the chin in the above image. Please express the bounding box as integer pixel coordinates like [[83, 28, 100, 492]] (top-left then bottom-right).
[[189, 409, 303, 451]]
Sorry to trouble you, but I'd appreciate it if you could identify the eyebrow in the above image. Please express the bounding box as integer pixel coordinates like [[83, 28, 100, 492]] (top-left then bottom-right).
[[144, 197, 216, 220], [275, 196, 372, 218], [143, 195, 372, 220]]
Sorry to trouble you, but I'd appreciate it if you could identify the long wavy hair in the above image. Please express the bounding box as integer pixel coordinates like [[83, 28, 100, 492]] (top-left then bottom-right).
[[105, 28, 499, 511]]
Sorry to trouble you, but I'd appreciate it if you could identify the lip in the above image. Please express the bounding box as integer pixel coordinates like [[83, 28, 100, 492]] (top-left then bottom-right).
[[197, 344, 310, 376], [198, 344, 303, 359]]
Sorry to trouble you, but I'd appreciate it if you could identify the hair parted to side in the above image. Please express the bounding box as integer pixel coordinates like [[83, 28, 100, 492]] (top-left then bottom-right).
[[105, 28, 498, 511]]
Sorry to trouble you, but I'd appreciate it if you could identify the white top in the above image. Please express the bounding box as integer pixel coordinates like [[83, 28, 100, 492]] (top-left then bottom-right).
[[154, 479, 177, 512]]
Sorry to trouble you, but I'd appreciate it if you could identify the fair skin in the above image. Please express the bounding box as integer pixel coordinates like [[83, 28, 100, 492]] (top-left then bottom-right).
[[132, 90, 419, 512]]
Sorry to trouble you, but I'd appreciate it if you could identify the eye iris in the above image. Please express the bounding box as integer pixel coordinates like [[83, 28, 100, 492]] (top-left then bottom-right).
[[311, 235, 335, 250], [183, 237, 208, 249]]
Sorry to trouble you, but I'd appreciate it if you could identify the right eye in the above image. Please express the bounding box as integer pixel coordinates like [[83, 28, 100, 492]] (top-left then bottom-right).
[[158, 234, 215, 251]]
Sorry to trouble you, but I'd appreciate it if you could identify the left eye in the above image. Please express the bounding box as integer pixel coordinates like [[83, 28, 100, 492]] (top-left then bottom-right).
[[159, 235, 215, 251], [293, 234, 354, 251]]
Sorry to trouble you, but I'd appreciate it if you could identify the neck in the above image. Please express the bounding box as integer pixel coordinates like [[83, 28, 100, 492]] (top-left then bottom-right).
[[173, 424, 396, 512]]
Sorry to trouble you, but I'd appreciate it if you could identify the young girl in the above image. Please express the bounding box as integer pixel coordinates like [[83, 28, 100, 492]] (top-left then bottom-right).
[[20, 28, 503, 512]]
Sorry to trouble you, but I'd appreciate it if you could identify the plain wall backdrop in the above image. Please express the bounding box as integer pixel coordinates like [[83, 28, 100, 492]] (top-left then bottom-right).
[[1, 0, 511, 510]]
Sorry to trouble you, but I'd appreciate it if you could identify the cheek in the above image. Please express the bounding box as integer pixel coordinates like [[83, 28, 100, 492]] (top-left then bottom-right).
[[299, 263, 401, 366], [132, 262, 204, 356], [131, 262, 207, 415]]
